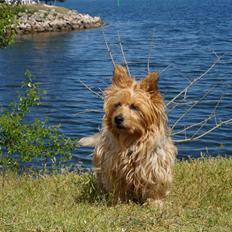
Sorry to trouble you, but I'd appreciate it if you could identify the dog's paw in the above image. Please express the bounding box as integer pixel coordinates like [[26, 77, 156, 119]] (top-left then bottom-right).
[[143, 198, 164, 208]]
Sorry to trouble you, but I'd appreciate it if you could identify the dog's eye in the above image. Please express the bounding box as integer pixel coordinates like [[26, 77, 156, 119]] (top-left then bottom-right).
[[114, 103, 121, 108], [130, 104, 138, 111]]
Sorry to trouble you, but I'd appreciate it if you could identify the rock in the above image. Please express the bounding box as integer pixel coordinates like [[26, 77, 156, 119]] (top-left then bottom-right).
[[47, 13, 55, 21], [15, 28, 23, 34], [38, 10, 47, 14], [39, 13, 45, 18], [72, 23, 80, 30], [34, 23, 45, 32], [18, 12, 26, 17], [49, 10, 57, 16], [13, 7, 103, 35], [42, 22, 50, 31], [33, 12, 44, 23]]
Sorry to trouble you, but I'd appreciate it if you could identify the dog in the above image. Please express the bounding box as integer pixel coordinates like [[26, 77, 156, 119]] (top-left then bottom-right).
[[80, 65, 177, 207]]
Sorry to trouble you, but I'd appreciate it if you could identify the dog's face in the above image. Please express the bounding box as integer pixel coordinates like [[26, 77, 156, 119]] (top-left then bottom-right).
[[104, 65, 166, 147]]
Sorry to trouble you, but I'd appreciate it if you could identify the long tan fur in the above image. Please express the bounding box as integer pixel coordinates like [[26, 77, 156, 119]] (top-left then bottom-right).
[[81, 65, 177, 206]]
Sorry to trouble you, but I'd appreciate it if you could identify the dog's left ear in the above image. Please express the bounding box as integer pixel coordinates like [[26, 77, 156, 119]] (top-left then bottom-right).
[[112, 65, 133, 88], [140, 72, 159, 93]]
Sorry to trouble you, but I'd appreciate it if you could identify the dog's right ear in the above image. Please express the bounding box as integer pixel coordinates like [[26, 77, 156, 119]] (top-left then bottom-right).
[[140, 72, 159, 93], [112, 65, 133, 88]]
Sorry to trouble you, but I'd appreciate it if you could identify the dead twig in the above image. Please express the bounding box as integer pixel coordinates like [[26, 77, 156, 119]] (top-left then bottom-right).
[[101, 27, 116, 67], [159, 64, 171, 75], [166, 55, 223, 108], [173, 93, 224, 136], [78, 79, 103, 100], [171, 84, 219, 130], [174, 119, 232, 144], [75, 109, 103, 116], [172, 114, 216, 136], [117, 32, 131, 76], [147, 31, 155, 74], [191, 95, 224, 138]]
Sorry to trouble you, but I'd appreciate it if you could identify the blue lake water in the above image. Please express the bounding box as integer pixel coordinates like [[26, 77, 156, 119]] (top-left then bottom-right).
[[0, 0, 231, 168]]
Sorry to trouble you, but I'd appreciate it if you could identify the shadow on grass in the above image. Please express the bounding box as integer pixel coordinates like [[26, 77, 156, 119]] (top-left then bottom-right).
[[74, 172, 115, 205]]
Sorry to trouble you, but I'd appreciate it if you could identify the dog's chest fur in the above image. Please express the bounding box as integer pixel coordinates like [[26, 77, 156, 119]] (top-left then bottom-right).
[[94, 130, 176, 201]]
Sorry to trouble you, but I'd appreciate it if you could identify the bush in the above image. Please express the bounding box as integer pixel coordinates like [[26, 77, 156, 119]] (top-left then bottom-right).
[[0, 71, 78, 171], [0, 3, 25, 47]]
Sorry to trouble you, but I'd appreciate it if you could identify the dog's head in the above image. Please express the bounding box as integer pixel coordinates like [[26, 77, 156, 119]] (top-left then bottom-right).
[[104, 65, 166, 147]]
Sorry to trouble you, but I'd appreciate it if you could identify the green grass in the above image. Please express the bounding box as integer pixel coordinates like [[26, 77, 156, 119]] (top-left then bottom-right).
[[23, 4, 71, 14], [0, 3, 72, 15], [0, 158, 232, 231]]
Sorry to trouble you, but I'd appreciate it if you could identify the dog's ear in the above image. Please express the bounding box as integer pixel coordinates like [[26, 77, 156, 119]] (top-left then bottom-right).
[[140, 72, 159, 93], [113, 65, 133, 88]]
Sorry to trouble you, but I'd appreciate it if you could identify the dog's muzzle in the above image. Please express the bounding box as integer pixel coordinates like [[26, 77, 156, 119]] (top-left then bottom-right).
[[114, 114, 124, 128]]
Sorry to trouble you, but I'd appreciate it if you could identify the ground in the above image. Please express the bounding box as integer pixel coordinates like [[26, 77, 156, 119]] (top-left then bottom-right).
[[0, 157, 232, 231]]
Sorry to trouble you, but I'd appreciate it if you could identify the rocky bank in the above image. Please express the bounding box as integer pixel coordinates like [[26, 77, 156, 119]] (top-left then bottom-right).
[[11, 7, 103, 34]]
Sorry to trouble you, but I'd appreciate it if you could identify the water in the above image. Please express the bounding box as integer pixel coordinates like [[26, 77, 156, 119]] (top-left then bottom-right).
[[0, 0, 231, 168]]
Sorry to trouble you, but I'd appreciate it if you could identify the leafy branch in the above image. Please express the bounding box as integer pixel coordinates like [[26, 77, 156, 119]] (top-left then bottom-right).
[[0, 71, 78, 170]]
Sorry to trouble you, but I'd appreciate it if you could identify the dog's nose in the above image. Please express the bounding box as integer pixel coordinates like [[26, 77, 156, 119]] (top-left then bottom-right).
[[114, 114, 124, 125]]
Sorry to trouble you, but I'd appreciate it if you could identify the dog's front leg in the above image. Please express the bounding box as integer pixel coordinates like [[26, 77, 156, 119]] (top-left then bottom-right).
[[79, 133, 101, 147]]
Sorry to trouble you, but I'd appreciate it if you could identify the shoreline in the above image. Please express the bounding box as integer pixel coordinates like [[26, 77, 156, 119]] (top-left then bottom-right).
[[10, 4, 103, 35]]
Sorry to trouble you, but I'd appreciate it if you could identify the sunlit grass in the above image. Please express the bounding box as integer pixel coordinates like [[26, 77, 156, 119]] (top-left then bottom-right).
[[24, 4, 71, 14], [0, 3, 71, 15], [1, 157, 232, 231]]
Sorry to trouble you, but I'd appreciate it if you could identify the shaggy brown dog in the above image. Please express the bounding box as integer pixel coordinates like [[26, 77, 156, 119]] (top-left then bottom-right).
[[80, 65, 177, 206]]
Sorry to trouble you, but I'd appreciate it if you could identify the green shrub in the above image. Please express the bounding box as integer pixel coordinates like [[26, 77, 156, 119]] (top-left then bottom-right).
[[0, 3, 25, 47], [0, 4, 14, 47], [0, 71, 78, 171]]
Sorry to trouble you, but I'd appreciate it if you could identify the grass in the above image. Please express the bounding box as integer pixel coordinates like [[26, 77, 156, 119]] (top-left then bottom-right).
[[0, 3, 71, 15], [0, 157, 232, 231], [23, 4, 71, 14]]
